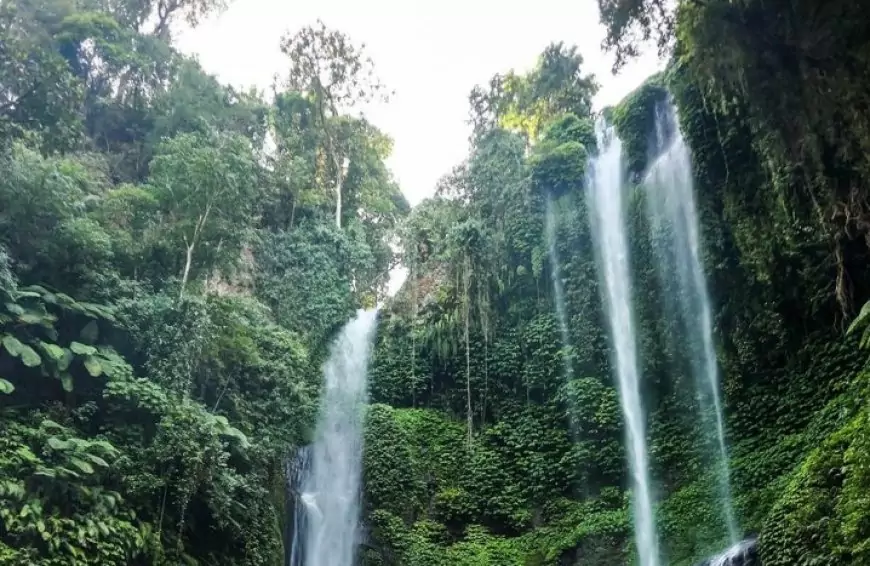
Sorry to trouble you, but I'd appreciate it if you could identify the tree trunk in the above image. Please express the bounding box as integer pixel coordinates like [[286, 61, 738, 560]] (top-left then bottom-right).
[[464, 256, 473, 446], [334, 155, 348, 229], [335, 164, 342, 229], [180, 242, 194, 300], [410, 263, 418, 407]]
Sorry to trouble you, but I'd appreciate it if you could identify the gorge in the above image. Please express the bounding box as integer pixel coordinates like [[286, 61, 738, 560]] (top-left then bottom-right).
[[1, 0, 870, 565]]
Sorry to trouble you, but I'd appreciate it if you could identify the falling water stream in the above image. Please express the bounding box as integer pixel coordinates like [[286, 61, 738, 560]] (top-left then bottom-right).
[[545, 195, 574, 383], [644, 104, 739, 545], [587, 122, 660, 566], [289, 309, 379, 566]]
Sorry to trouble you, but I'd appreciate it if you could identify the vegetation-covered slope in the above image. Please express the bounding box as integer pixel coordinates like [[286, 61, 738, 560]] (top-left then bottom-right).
[[361, 1, 870, 564], [0, 2, 406, 563], [3, 0, 870, 564]]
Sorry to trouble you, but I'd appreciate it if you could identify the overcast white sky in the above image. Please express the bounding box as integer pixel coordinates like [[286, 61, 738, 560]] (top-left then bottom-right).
[[175, 0, 662, 208]]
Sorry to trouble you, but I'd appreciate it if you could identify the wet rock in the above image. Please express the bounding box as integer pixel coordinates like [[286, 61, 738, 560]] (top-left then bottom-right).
[[696, 538, 759, 566]]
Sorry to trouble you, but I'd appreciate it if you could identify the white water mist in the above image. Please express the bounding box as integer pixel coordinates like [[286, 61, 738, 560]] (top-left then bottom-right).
[[644, 104, 738, 544], [298, 309, 379, 566], [545, 195, 574, 382], [587, 122, 660, 566]]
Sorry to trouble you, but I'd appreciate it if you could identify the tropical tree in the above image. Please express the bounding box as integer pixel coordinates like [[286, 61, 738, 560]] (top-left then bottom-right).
[[147, 130, 260, 298], [279, 20, 389, 229]]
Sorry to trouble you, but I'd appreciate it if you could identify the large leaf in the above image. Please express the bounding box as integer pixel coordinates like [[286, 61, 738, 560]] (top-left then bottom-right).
[[69, 341, 96, 356], [47, 437, 71, 451], [20, 345, 42, 367], [0, 378, 14, 394], [60, 373, 74, 392], [83, 356, 102, 377], [85, 453, 109, 468], [848, 300, 870, 336], [2, 334, 24, 357], [58, 348, 74, 371], [18, 311, 56, 326], [41, 420, 65, 431], [20, 285, 49, 295], [10, 290, 41, 300], [4, 302, 25, 315], [39, 341, 65, 360], [69, 457, 94, 475]]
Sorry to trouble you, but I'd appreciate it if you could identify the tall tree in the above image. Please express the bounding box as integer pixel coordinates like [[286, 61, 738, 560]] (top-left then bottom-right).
[[147, 130, 259, 298], [279, 20, 388, 229], [469, 42, 597, 142]]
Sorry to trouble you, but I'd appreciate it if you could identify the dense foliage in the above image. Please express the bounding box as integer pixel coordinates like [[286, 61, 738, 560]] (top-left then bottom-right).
[[4, 0, 870, 564], [360, 3, 870, 565], [0, 3, 406, 563]]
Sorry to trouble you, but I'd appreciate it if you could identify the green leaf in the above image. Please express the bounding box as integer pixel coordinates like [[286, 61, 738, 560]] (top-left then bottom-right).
[[39, 341, 65, 360], [60, 373, 74, 392], [2, 334, 24, 357], [20, 285, 49, 295], [848, 300, 870, 337], [41, 419, 65, 431], [58, 349, 73, 371], [20, 345, 41, 367], [69, 457, 94, 475], [18, 312, 55, 326], [10, 290, 41, 300], [15, 446, 37, 462], [69, 341, 96, 356], [47, 437, 70, 451], [0, 378, 13, 394], [83, 357, 102, 377], [4, 302, 25, 315], [85, 454, 109, 468], [80, 320, 98, 343]]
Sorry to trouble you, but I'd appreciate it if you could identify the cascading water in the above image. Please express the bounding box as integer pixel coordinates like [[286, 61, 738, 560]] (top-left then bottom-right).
[[545, 195, 574, 382], [587, 121, 660, 566], [644, 103, 739, 545], [288, 309, 379, 566], [696, 538, 758, 566], [285, 447, 311, 566]]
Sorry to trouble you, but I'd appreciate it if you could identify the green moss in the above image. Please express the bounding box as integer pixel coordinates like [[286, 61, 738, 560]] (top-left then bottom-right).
[[759, 374, 870, 566], [610, 75, 668, 177]]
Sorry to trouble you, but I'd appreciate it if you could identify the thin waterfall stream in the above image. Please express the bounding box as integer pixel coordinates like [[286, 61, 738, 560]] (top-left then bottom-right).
[[287, 309, 379, 566], [545, 194, 574, 383], [644, 104, 739, 545], [587, 122, 661, 566]]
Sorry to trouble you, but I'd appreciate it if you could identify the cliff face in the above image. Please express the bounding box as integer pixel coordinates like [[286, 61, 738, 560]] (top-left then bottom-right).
[[361, 6, 870, 563]]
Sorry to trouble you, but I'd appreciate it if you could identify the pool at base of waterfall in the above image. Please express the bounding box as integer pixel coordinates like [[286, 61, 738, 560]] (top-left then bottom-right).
[[695, 538, 758, 566]]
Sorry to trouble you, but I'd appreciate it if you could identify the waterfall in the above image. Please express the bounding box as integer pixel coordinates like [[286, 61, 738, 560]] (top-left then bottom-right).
[[644, 104, 738, 544], [587, 121, 660, 566], [696, 538, 758, 566], [545, 195, 574, 382], [285, 447, 311, 566], [288, 309, 379, 566]]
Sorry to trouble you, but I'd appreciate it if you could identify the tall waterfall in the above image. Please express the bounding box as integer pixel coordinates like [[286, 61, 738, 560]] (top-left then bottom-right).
[[587, 122, 660, 566], [644, 104, 738, 544], [288, 309, 379, 566], [545, 195, 574, 382]]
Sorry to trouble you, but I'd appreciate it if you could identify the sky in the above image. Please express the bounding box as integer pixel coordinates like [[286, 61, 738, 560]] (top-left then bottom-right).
[[174, 0, 663, 208]]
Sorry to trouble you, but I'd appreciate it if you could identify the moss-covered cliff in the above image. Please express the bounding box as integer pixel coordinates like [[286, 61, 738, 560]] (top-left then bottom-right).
[[360, 4, 870, 563]]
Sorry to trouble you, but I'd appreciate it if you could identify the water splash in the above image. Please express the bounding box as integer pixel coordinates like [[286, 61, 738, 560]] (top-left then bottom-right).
[[290, 309, 379, 566], [545, 195, 574, 382], [644, 104, 738, 544], [587, 121, 660, 566], [698, 538, 758, 566]]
